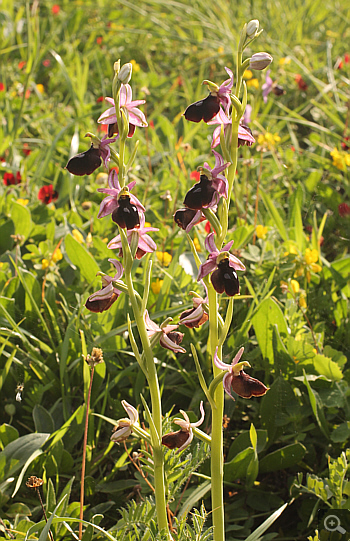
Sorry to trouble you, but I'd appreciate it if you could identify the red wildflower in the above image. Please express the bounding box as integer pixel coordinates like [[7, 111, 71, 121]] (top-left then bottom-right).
[[338, 203, 350, 217], [337, 60, 343, 69], [190, 171, 200, 181], [38, 184, 58, 204], [149, 120, 155, 129], [97, 96, 104, 103], [23, 144, 31, 156], [18, 61, 26, 70], [345, 53, 350, 64], [204, 221, 216, 235], [0, 82, 5, 92], [25, 89, 30, 99], [109, 166, 119, 174], [42, 59, 51, 67], [341, 136, 350, 151], [3, 172, 21, 186], [295, 74, 308, 91], [96, 37, 103, 45], [98, 123, 108, 134], [52, 5, 60, 14], [291, 146, 295, 152]]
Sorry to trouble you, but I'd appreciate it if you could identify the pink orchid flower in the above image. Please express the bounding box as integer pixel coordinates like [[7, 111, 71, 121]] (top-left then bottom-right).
[[98, 84, 147, 137]]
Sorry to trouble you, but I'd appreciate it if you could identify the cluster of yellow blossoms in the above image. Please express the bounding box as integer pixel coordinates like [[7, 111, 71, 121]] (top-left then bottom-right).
[[257, 132, 281, 150], [41, 247, 63, 270], [330, 148, 350, 171]]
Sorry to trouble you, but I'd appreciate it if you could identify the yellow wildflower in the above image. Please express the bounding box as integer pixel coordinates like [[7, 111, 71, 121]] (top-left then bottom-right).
[[151, 279, 163, 294], [279, 57, 291, 66], [72, 229, 84, 244], [257, 132, 280, 149], [156, 251, 172, 266], [193, 238, 201, 252], [41, 259, 49, 270], [243, 69, 253, 80], [247, 78, 259, 89], [217, 46, 224, 54], [36, 84, 44, 94], [290, 280, 300, 294], [299, 295, 307, 308], [256, 225, 268, 239], [330, 148, 350, 171], [144, 221, 151, 228], [311, 263, 322, 273], [0, 262, 4, 269], [52, 247, 63, 263], [304, 248, 318, 265], [284, 245, 298, 256], [130, 59, 140, 73], [17, 198, 29, 206]]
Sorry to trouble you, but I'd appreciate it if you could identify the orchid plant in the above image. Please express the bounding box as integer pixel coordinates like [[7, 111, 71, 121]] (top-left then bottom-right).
[[67, 21, 271, 541]]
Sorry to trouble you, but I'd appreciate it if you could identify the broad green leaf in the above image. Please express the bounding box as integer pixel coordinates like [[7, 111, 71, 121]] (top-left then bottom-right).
[[312, 354, 343, 381], [0, 424, 19, 449], [10, 202, 32, 240], [64, 234, 100, 283], [224, 447, 255, 482], [260, 377, 297, 443], [227, 430, 267, 462], [0, 432, 50, 482], [259, 443, 306, 473], [252, 298, 288, 365], [32, 406, 55, 434], [5, 502, 32, 517]]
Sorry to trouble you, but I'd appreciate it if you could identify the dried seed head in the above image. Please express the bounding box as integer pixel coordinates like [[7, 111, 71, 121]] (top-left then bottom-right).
[[26, 476, 43, 488], [85, 347, 104, 367]]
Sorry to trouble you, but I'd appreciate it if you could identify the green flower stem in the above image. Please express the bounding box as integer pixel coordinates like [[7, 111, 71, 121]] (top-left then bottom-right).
[[207, 284, 225, 541], [123, 269, 170, 538], [192, 426, 212, 446]]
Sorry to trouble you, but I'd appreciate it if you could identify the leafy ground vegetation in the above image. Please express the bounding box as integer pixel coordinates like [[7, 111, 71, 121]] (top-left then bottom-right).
[[0, 0, 349, 540]]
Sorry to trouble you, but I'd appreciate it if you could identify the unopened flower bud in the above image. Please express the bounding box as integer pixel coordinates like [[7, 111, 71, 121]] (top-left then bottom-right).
[[118, 63, 132, 84], [249, 52, 273, 70], [246, 19, 259, 38]]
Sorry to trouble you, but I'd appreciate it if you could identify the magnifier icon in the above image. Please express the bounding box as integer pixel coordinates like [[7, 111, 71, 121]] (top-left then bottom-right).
[[324, 514, 346, 535]]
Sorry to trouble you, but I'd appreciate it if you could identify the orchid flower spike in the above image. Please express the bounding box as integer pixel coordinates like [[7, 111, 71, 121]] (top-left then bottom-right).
[[214, 348, 269, 400], [110, 400, 139, 443], [162, 401, 205, 453]]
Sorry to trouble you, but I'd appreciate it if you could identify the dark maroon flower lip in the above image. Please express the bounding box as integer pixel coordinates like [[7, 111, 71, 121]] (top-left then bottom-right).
[[183, 175, 217, 210], [85, 292, 119, 313], [162, 429, 189, 450], [66, 145, 102, 176], [111, 193, 140, 229], [184, 94, 220, 123], [211, 258, 240, 296], [230, 371, 268, 399]]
